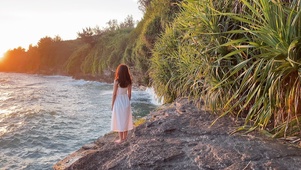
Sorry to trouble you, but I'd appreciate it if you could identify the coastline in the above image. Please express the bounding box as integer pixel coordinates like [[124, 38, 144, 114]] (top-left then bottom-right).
[[53, 98, 301, 170], [0, 72, 158, 169]]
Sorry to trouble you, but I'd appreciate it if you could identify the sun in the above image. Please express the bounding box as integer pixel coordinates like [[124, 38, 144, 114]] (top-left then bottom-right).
[[0, 46, 9, 58], [0, 52, 5, 58], [0, 51, 6, 62]]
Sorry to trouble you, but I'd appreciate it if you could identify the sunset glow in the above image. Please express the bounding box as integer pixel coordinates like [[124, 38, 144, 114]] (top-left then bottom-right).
[[0, 51, 6, 61], [0, 0, 142, 54]]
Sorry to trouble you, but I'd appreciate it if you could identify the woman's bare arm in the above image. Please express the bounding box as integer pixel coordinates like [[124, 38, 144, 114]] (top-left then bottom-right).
[[111, 80, 118, 110], [128, 84, 132, 100]]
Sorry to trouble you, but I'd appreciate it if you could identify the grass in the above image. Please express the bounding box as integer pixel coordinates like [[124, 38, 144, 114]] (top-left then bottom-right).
[[150, 0, 301, 138]]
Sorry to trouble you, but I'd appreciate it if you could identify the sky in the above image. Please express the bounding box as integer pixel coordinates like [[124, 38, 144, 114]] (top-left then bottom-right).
[[0, 0, 143, 57]]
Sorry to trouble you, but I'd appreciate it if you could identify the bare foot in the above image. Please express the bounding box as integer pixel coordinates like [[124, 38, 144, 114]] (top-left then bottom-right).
[[114, 139, 122, 143]]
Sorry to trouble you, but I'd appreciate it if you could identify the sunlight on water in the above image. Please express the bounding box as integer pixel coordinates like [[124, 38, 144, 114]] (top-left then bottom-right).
[[0, 94, 9, 101], [0, 126, 8, 136], [0, 109, 9, 114], [0, 73, 159, 170], [0, 121, 24, 137]]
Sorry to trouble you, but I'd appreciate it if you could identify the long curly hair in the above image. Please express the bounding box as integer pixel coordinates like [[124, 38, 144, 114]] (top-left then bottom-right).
[[115, 64, 132, 88]]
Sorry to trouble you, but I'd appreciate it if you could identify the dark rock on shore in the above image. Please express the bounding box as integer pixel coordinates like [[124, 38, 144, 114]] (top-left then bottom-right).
[[54, 98, 301, 170]]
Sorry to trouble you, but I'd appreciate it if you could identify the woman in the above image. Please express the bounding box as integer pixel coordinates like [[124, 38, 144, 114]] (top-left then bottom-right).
[[111, 64, 133, 143]]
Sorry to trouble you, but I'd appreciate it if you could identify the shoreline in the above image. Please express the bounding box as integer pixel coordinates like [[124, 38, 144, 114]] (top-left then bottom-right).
[[53, 98, 301, 170], [2, 71, 149, 91]]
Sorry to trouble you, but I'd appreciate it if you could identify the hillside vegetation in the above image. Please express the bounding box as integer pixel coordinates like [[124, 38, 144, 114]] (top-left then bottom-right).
[[1, 0, 301, 138], [0, 0, 181, 85], [151, 0, 301, 138]]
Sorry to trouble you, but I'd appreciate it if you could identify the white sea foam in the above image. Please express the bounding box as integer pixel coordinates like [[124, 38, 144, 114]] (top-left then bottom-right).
[[145, 87, 163, 105]]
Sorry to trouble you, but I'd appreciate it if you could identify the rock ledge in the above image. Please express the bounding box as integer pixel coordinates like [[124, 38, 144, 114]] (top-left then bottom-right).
[[54, 98, 301, 170]]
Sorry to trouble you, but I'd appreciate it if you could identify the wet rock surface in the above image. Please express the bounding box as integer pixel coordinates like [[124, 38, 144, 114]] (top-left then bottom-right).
[[54, 98, 301, 170]]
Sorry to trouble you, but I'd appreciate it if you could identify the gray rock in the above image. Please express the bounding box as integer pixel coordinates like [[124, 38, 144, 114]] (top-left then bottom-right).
[[53, 98, 301, 170]]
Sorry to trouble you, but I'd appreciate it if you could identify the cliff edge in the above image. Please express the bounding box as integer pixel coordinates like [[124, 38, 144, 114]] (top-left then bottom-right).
[[53, 98, 301, 170]]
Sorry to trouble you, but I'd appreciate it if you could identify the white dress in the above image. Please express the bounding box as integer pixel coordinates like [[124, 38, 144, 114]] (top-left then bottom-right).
[[111, 86, 133, 132]]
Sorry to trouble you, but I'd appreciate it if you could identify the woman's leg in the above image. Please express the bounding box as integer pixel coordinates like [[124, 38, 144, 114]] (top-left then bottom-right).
[[123, 131, 128, 140], [119, 132, 123, 140], [115, 130, 128, 143], [115, 132, 123, 143]]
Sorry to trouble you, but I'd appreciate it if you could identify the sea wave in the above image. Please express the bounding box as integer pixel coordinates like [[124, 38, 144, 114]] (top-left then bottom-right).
[[0, 73, 158, 169]]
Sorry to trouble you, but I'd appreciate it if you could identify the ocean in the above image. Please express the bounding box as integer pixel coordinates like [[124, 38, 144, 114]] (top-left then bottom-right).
[[0, 73, 159, 170]]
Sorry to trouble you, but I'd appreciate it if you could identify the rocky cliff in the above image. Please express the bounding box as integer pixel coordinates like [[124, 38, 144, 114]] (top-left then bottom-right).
[[53, 98, 301, 170]]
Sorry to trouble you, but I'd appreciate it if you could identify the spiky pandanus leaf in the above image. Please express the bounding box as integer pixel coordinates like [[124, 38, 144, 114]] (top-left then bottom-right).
[[221, 0, 301, 137]]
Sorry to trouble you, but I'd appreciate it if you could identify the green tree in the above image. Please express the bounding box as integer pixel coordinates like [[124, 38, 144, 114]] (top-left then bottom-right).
[[138, 0, 152, 13], [120, 15, 135, 29], [26, 44, 40, 72], [77, 27, 97, 45], [106, 19, 119, 31], [37, 36, 55, 72]]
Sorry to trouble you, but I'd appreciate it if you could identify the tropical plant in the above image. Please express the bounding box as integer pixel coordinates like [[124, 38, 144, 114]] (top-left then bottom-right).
[[151, 0, 301, 137], [151, 0, 242, 105], [221, 0, 301, 137]]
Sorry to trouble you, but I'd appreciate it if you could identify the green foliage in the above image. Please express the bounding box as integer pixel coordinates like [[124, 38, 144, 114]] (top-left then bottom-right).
[[0, 0, 182, 86], [150, 0, 301, 137], [80, 29, 133, 76], [0, 36, 82, 74], [137, 0, 151, 13], [151, 0, 239, 104], [4, 0, 301, 139], [143, 16, 162, 48], [150, 26, 180, 102], [26, 45, 40, 72], [35, 36, 82, 73], [77, 27, 98, 45], [119, 15, 135, 29], [37, 36, 55, 70], [223, 0, 301, 137], [130, 0, 183, 84], [65, 44, 92, 75]]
